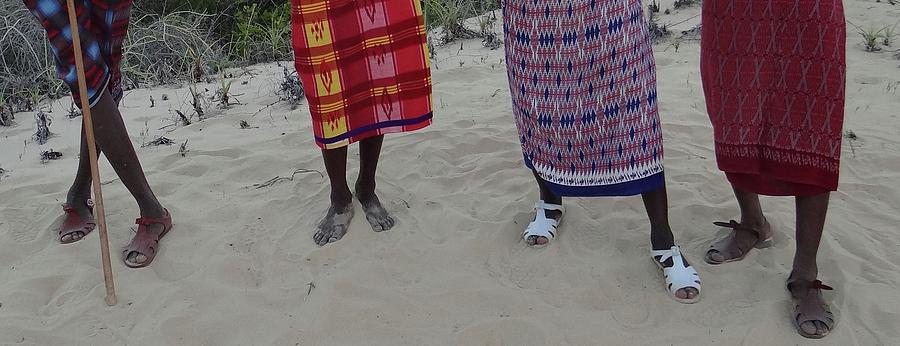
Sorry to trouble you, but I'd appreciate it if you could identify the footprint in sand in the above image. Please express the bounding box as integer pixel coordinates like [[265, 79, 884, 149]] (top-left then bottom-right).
[[484, 220, 556, 289], [455, 319, 547, 345], [608, 266, 655, 327], [690, 297, 757, 329], [417, 199, 448, 244], [5, 205, 52, 243]]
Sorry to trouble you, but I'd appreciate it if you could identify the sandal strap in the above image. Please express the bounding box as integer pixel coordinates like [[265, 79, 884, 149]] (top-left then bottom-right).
[[523, 201, 562, 240], [535, 200, 564, 212], [713, 220, 763, 239], [790, 279, 836, 333], [135, 209, 171, 226], [652, 245, 701, 294], [62, 200, 94, 214], [788, 279, 834, 292]]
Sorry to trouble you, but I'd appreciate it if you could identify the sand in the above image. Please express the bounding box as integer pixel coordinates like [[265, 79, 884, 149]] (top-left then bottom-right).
[[2, 2, 900, 345]]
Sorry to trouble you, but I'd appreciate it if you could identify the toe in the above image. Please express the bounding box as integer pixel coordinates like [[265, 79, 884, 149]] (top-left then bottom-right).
[[525, 235, 537, 246], [815, 321, 829, 336], [535, 236, 549, 246], [379, 217, 394, 232], [705, 250, 724, 263], [314, 230, 329, 245], [126, 252, 148, 266], [327, 226, 346, 243], [800, 321, 818, 336], [675, 287, 699, 300]]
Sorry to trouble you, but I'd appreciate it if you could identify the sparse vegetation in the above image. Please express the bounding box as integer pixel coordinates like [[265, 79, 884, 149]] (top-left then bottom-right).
[[277, 67, 305, 107], [883, 24, 897, 46], [424, 0, 500, 45], [66, 102, 81, 119], [648, 11, 670, 43], [673, 0, 699, 9], [0, 96, 13, 126], [32, 111, 53, 145], [845, 130, 861, 158], [189, 86, 207, 119], [214, 77, 242, 108], [1, 0, 293, 116], [649, 0, 661, 13], [858, 26, 886, 52]]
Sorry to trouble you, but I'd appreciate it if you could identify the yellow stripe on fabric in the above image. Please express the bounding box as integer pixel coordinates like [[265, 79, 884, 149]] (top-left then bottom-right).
[[306, 78, 432, 114], [296, 2, 328, 13], [294, 26, 427, 65], [413, 0, 424, 15], [324, 139, 350, 150]]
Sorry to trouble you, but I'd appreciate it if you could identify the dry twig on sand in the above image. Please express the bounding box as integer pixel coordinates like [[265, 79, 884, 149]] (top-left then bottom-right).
[[179, 140, 189, 157], [40, 149, 62, 163], [189, 86, 206, 119], [844, 130, 861, 158], [66, 102, 82, 119], [251, 168, 324, 189], [175, 109, 192, 126], [142, 136, 176, 147], [239, 120, 258, 129]]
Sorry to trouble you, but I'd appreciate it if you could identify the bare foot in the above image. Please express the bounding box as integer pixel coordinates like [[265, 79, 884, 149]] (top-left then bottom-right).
[[314, 203, 354, 245], [705, 219, 773, 264], [788, 277, 835, 339], [355, 188, 394, 232]]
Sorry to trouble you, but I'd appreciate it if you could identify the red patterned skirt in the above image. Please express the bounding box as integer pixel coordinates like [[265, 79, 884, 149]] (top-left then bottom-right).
[[24, 0, 131, 108], [700, 0, 846, 196], [291, 0, 433, 149]]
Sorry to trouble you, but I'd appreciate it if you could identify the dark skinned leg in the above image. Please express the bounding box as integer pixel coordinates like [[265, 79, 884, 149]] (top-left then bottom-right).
[[790, 192, 832, 337], [527, 170, 562, 246], [706, 185, 774, 263], [314, 145, 354, 245], [642, 185, 698, 300], [61, 129, 96, 243], [354, 135, 395, 232], [86, 90, 166, 266]]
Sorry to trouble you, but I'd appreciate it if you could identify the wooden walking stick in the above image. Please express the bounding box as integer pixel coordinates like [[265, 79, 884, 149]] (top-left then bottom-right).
[[64, 0, 117, 306]]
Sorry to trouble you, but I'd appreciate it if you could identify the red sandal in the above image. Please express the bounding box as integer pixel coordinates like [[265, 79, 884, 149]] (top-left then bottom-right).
[[59, 201, 96, 244], [123, 209, 173, 268]]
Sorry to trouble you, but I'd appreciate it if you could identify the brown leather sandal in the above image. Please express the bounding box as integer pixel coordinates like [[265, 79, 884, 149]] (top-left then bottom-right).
[[122, 209, 173, 268], [59, 201, 96, 244], [705, 220, 773, 265], [787, 279, 835, 339]]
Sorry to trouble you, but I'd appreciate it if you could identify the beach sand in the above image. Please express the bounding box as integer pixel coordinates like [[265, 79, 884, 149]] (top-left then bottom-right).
[[1, 2, 900, 345]]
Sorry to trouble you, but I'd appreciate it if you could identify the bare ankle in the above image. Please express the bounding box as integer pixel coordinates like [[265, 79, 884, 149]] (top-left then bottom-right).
[[331, 189, 353, 207], [740, 216, 768, 231]]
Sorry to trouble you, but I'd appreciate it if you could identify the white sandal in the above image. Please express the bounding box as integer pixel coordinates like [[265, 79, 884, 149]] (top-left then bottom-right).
[[651, 245, 702, 304], [522, 200, 564, 247]]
